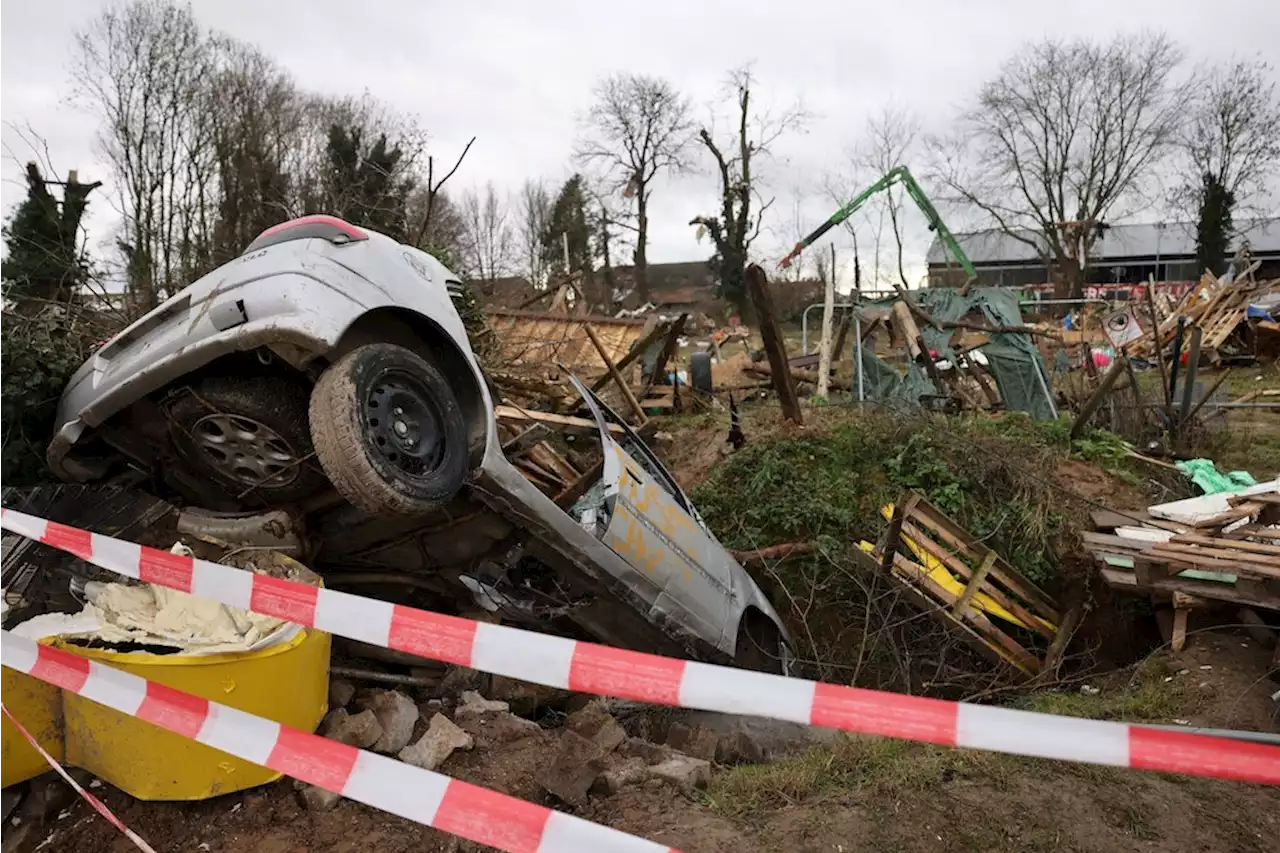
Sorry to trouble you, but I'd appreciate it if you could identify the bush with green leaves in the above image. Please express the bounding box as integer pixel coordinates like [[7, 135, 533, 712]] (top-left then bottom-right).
[[1, 307, 104, 486]]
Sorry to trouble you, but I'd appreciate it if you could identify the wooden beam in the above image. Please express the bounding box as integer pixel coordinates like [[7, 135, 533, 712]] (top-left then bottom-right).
[[495, 405, 624, 436], [584, 323, 648, 426], [746, 264, 803, 424], [878, 493, 918, 577], [1099, 568, 1280, 611], [587, 317, 677, 395]]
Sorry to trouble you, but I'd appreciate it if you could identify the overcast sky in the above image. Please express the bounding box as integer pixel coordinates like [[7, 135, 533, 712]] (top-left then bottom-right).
[[3, 0, 1277, 287]]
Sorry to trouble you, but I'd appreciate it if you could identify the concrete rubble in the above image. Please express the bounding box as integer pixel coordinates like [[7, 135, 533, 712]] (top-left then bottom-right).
[[307, 670, 749, 813], [364, 690, 419, 754], [537, 729, 612, 805], [453, 690, 510, 719], [319, 708, 383, 750], [563, 700, 627, 752], [663, 721, 719, 762], [399, 714, 474, 771], [648, 754, 712, 792]]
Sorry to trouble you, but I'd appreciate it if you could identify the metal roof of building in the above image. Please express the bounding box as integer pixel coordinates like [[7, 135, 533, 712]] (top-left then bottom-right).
[[927, 217, 1280, 266]]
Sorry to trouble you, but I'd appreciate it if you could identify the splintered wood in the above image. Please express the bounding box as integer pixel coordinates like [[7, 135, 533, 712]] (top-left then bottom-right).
[[1086, 483, 1280, 652], [1127, 266, 1279, 365], [860, 491, 1064, 679]]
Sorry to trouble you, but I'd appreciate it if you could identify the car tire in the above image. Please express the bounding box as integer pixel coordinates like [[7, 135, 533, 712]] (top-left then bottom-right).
[[167, 375, 328, 506], [309, 343, 468, 516]]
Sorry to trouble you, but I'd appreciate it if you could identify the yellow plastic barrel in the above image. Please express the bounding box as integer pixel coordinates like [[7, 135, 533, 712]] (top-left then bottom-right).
[[1, 667, 65, 788], [1, 626, 329, 799]]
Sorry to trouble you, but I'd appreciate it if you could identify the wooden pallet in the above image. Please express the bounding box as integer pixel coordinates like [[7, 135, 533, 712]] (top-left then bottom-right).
[[869, 491, 1065, 678]]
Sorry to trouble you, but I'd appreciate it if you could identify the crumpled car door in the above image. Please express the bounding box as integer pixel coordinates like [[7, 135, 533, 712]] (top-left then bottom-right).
[[568, 377, 736, 647]]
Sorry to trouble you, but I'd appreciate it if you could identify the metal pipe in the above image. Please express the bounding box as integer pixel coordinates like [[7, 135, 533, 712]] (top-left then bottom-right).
[[329, 665, 442, 689], [1032, 355, 1059, 420], [802, 301, 856, 354], [1136, 723, 1280, 747]]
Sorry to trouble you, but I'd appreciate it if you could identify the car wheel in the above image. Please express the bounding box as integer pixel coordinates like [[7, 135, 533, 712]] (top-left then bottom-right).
[[309, 343, 468, 516], [168, 375, 328, 505], [734, 613, 788, 675]]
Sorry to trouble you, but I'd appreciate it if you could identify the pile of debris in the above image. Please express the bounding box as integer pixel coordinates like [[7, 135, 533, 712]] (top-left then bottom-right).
[[1127, 261, 1280, 366], [740, 265, 1058, 425], [1084, 480, 1280, 662]]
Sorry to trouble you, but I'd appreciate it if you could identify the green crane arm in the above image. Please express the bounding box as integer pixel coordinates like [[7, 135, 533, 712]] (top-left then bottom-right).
[[778, 166, 977, 286]]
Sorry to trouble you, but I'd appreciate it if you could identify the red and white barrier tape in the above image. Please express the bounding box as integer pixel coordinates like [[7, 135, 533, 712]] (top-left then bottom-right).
[[1, 702, 158, 853], [3, 508, 1278, 786], [1, 632, 674, 853]]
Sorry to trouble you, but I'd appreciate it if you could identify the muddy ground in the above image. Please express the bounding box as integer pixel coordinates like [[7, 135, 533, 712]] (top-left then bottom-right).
[[23, 631, 1280, 853]]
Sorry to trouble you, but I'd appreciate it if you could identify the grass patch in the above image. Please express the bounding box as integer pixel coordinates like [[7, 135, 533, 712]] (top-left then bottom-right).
[[704, 736, 1009, 819], [1016, 657, 1202, 723]]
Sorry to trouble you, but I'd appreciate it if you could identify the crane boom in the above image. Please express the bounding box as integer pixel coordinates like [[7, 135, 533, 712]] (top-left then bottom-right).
[[779, 166, 977, 287]]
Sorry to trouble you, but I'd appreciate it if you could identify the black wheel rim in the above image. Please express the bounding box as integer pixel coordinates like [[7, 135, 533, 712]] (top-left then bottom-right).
[[362, 369, 448, 479]]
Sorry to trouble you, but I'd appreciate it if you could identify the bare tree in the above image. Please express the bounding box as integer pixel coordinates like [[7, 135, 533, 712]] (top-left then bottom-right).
[[1176, 57, 1280, 274], [206, 39, 303, 264], [458, 181, 514, 285], [575, 73, 692, 301], [514, 178, 553, 286], [73, 0, 213, 311], [859, 105, 920, 289], [930, 33, 1191, 298], [409, 135, 475, 249], [691, 66, 808, 313]]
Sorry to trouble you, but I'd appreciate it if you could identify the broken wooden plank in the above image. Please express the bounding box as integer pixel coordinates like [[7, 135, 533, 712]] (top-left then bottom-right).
[[902, 519, 1055, 639], [1070, 356, 1127, 440], [878, 493, 919, 577], [585, 323, 648, 426], [850, 546, 1033, 676], [1170, 533, 1280, 557], [587, 317, 676, 395], [495, 405, 624, 436], [912, 500, 1060, 621], [1041, 604, 1083, 679], [1099, 567, 1280, 611]]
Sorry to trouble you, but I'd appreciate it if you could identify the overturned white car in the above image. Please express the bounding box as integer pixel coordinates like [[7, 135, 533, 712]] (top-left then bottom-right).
[[47, 215, 793, 671]]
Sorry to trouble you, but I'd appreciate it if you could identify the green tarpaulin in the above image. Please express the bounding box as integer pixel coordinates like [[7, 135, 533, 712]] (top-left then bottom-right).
[[853, 287, 1056, 419]]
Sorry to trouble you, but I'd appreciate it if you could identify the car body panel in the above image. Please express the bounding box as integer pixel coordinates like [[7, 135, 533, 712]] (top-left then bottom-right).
[[47, 217, 794, 664], [49, 233, 467, 478]]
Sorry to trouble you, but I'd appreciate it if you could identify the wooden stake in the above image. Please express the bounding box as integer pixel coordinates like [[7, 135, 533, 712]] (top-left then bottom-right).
[[746, 264, 803, 424], [1070, 355, 1128, 439]]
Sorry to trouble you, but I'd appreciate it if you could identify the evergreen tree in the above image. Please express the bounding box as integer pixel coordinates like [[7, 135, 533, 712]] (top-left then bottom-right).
[[1, 163, 97, 304], [540, 174, 593, 279], [315, 124, 414, 240], [1194, 172, 1234, 277]]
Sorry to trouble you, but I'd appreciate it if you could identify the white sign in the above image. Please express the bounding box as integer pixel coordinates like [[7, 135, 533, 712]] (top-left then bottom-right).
[[1104, 307, 1144, 349]]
